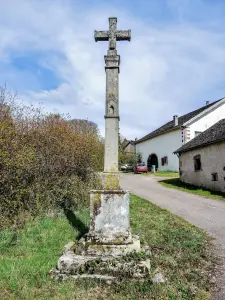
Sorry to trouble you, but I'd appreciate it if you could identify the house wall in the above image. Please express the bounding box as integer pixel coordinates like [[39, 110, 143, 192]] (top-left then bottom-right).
[[124, 143, 135, 153], [179, 141, 225, 192], [136, 129, 181, 172], [189, 102, 225, 140]]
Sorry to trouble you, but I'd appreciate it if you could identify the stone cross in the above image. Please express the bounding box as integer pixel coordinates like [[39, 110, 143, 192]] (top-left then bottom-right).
[[87, 17, 133, 245], [54, 19, 144, 279], [94, 17, 131, 51], [94, 17, 131, 176]]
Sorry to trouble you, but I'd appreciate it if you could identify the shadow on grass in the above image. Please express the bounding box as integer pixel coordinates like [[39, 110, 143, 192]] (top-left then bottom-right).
[[59, 202, 89, 239], [159, 178, 225, 200]]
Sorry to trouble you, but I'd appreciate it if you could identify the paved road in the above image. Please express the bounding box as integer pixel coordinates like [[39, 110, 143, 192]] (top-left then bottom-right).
[[120, 173, 225, 300]]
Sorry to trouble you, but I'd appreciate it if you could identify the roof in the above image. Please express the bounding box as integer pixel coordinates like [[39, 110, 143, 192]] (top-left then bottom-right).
[[136, 98, 224, 144], [174, 119, 225, 154], [122, 140, 135, 150]]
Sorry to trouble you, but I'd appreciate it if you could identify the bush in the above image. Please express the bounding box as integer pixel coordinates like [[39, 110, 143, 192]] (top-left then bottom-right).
[[0, 86, 104, 229]]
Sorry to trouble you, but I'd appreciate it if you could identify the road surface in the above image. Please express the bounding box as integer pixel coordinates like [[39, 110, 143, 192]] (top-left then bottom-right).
[[120, 173, 225, 300]]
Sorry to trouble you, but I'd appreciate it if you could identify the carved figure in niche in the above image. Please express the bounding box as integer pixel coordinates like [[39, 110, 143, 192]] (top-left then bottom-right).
[[110, 105, 114, 114], [108, 93, 116, 115]]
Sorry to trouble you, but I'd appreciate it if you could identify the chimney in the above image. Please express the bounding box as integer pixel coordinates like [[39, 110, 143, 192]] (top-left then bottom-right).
[[173, 115, 178, 126], [206, 101, 210, 105]]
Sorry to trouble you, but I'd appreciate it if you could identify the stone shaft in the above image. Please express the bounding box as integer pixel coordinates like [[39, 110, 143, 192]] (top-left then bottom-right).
[[104, 54, 120, 172]]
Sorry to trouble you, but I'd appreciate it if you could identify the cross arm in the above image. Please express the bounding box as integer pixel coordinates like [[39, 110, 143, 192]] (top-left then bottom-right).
[[94, 30, 109, 42], [116, 30, 131, 41]]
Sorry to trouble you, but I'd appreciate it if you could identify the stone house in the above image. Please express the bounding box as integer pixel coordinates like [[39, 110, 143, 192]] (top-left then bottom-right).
[[135, 98, 225, 172], [174, 119, 225, 193], [122, 140, 136, 154]]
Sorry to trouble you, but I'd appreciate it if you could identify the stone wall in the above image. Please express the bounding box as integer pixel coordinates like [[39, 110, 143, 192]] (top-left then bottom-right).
[[179, 141, 225, 192]]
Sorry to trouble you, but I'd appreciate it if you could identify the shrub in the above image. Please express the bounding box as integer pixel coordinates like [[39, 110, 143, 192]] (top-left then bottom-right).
[[0, 86, 104, 229]]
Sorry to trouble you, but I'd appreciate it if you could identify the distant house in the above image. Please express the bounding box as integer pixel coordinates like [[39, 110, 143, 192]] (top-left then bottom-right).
[[122, 140, 136, 154], [174, 119, 225, 193], [135, 98, 225, 172]]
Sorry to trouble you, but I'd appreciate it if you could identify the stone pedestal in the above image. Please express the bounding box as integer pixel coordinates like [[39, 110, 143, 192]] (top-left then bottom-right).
[[89, 190, 132, 244]]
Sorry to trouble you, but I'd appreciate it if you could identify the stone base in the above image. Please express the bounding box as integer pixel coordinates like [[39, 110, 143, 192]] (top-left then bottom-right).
[[50, 189, 151, 281], [52, 238, 151, 280], [75, 234, 141, 257]]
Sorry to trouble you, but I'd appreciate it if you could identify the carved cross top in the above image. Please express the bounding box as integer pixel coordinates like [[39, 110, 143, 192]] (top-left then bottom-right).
[[94, 17, 131, 50]]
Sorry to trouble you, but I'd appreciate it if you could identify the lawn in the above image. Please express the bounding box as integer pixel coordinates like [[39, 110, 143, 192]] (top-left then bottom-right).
[[150, 171, 179, 178], [122, 171, 179, 178], [0, 195, 216, 300], [159, 178, 225, 202]]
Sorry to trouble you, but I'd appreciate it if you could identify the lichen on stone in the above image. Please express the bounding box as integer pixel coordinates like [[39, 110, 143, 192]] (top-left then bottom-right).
[[92, 193, 102, 216], [103, 173, 120, 190], [56, 250, 151, 279]]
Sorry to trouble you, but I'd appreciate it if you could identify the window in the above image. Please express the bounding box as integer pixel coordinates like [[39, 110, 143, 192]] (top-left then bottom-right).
[[161, 156, 168, 166], [211, 173, 218, 181], [138, 163, 145, 167], [195, 131, 202, 137], [194, 155, 201, 171]]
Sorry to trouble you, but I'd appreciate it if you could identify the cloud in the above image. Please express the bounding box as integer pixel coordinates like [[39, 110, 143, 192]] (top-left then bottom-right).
[[0, 0, 225, 139]]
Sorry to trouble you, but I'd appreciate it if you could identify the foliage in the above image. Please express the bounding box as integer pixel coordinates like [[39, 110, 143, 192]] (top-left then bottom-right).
[[0, 195, 215, 299], [0, 86, 103, 229], [118, 134, 141, 167]]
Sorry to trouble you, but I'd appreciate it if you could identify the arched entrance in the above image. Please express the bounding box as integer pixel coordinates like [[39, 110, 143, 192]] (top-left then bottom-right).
[[147, 153, 158, 171]]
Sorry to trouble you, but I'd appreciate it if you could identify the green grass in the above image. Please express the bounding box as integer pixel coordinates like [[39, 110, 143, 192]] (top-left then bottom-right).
[[0, 195, 215, 299], [159, 178, 225, 202], [151, 171, 179, 178], [122, 171, 179, 178]]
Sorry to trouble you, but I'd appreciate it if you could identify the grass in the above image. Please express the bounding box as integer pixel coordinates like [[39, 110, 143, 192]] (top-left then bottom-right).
[[121, 171, 179, 178], [0, 195, 216, 300], [159, 178, 225, 202], [149, 171, 179, 178]]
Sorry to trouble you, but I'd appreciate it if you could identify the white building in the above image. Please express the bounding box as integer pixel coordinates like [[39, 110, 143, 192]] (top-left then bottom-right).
[[174, 119, 225, 193], [135, 98, 225, 172]]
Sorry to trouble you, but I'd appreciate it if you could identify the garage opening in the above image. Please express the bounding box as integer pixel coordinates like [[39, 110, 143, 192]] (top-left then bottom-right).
[[147, 153, 158, 171]]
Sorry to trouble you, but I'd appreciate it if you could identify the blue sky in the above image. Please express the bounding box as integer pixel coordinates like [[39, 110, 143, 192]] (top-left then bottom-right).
[[1, 0, 225, 138]]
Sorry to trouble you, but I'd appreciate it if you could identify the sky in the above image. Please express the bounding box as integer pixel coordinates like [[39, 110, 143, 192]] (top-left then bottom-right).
[[1, 0, 225, 139]]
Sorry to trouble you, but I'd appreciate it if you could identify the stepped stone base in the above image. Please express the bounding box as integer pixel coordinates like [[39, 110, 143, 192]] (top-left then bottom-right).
[[51, 237, 151, 280], [75, 234, 141, 256], [50, 189, 151, 281]]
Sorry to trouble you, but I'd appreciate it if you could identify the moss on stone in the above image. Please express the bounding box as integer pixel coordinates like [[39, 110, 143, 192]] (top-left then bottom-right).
[[91, 193, 102, 217], [92, 193, 101, 205], [103, 173, 120, 190], [72, 251, 151, 278]]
